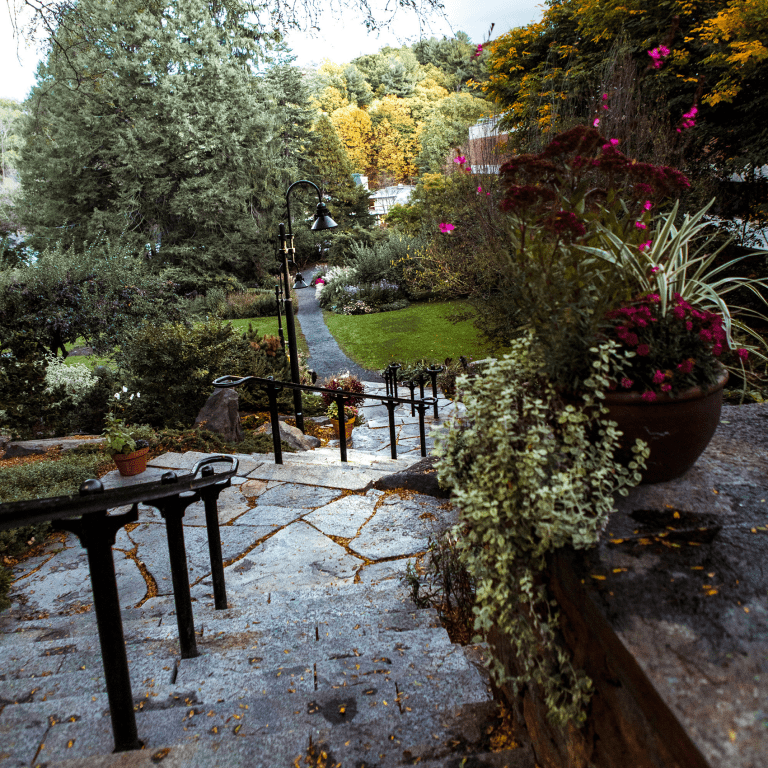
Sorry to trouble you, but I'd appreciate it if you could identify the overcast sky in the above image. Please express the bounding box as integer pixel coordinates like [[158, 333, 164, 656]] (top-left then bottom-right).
[[0, 1, 544, 102]]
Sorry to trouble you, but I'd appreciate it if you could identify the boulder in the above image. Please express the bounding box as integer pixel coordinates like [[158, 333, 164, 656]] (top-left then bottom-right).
[[259, 421, 319, 451], [372, 455, 451, 498], [194, 388, 243, 443]]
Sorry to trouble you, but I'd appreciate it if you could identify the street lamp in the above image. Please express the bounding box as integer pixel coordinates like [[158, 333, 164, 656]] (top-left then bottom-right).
[[278, 180, 337, 432]]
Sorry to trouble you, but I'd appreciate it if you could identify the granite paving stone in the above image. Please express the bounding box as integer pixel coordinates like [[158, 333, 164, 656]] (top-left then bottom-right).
[[218, 522, 361, 594], [351, 494, 452, 561], [302, 493, 379, 539], [251, 483, 341, 508]]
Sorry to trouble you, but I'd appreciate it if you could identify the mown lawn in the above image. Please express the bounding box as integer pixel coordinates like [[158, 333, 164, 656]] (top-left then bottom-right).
[[323, 300, 504, 370], [61, 315, 308, 368]]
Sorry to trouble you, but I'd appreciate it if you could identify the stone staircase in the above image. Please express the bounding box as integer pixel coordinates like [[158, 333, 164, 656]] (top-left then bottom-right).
[[1, 401, 535, 767]]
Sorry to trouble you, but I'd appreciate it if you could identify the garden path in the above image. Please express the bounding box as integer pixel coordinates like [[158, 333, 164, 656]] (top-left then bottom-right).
[[296, 266, 383, 383]]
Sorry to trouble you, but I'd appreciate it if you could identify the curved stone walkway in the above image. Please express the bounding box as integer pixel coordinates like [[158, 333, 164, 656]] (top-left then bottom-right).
[[296, 266, 383, 383]]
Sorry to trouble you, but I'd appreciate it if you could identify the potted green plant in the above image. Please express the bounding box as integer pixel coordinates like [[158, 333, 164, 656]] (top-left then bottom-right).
[[102, 412, 150, 476], [495, 124, 767, 482], [326, 401, 358, 441]]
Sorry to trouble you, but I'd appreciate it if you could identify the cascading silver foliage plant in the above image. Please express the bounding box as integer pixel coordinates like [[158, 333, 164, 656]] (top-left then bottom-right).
[[435, 334, 648, 727]]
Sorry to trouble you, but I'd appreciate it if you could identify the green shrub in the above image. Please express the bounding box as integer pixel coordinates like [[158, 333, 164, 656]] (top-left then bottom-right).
[[223, 290, 278, 319], [0, 333, 51, 439], [148, 426, 296, 456], [117, 320, 294, 429], [435, 335, 647, 727]]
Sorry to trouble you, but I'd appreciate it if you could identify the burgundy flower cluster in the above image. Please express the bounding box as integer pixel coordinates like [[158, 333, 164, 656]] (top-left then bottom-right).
[[605, 293, 747, 400], [498, 125, 691, 242]]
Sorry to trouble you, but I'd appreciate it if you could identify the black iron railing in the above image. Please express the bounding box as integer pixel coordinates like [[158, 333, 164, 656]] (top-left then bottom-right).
[[212, 374, 441, 464], [0, 456, 238, 753]]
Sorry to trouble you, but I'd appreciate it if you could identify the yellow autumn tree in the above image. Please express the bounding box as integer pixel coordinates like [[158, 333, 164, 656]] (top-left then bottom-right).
[[694, 0, 768, 106], [330, 104, 373, 172]]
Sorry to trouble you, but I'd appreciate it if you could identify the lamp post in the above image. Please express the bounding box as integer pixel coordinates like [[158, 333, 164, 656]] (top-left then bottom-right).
[[278, 180, 337, 432]]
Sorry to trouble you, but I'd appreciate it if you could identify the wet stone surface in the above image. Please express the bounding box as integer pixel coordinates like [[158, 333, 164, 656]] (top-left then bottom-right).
[[568, 403, 768, 768]]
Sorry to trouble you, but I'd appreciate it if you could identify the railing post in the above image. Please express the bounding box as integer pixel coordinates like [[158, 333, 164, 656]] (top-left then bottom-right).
[[392, 363, 401, 398], [265, 376, 283, 465], [199, 466, 228, 610], [385, 398, 398, 460], [55, 483, 142, 753], [275, 285, 285, 351], [336, 392, 348, 463], [417, 372, 426, 401], [416, 398, 434, 457], [405, 380, 416, 417], [155, 473, 199, 659], [427, 366, 443, 419]]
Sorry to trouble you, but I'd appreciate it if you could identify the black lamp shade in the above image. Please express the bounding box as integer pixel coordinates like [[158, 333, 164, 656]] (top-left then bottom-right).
[[311, 201, 338, 231]]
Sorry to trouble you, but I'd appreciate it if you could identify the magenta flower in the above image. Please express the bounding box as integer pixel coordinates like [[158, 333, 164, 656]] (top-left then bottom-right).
[[641, 391, 657, 402], [650, 265, 660, 273], [652, 369, 665, 384], [677, 359, 695, 374], [621, 378, 634, 389], [659, 45, 670, 57], [593, 118, 600, 127], [737, 348, 749, 361], [647, 293, 661, 303], [661, 383, 672, 393], [636, 344, 651, 356], [643, 200, 653, 211], [454, 156, 467, 165], [638, 240, 653, 251], [477, 185, 483, 194], [635, 221, 647, 230], [438, 222, 455, 233], [602, 93, 609, 101]]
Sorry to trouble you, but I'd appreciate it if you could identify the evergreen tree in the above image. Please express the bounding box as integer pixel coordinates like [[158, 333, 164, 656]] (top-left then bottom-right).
[[18, 0, 284, 279]]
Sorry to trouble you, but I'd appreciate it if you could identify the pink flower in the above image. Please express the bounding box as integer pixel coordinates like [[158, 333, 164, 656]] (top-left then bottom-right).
[[647, 293, 661, 303], [621, 378, 634, 389], [677, 359, 695, 374], [643, 200, 653, 211], [635, 221, 647, 230], [454, 156, 467, 165], [737, 348, 749, 361], [653, 369, 665, 384], [477, 185, 483, 194], [659, 45, 670, 57], [673, 305, 686, 320], [639, 240, 653, 252], [438, 222, 455, 233], [636, 344, 651, 356], [602, 93, 609, 101], [650, 265, 660, 273], [641, 391, 657, 402], [661, 383, 672, 392], [593, 118, 600, 127], [685, 320, 693, 331]]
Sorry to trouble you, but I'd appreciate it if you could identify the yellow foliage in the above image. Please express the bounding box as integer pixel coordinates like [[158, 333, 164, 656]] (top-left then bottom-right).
[[330, 104, 373, 173]]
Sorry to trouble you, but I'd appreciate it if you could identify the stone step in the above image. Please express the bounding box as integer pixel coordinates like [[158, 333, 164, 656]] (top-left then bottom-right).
[[6, 670, 503, 767]]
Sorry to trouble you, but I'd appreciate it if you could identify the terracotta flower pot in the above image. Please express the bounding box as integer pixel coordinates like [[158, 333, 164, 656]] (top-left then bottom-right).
[[604, 368, 728, 484], [330, 417, 355, 442], [113, 446, 150, 477]]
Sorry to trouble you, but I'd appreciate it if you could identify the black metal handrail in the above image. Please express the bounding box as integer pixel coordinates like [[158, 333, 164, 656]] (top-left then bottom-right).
[[212, 375, 440, 464], [0, 455, 238, 753]]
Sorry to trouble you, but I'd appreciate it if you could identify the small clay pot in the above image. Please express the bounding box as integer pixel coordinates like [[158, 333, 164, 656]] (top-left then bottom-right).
[[113, 446, 150, 477]]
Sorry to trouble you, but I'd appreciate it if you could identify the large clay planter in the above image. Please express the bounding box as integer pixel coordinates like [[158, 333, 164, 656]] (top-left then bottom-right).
[[330, 417, 355, 442], [604, 368, 728, 484], [113, 447, 150, 477]]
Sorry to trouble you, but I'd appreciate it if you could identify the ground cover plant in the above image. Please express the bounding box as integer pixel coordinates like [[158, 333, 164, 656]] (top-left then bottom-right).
[[322, 300, 503, 370]]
